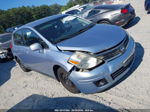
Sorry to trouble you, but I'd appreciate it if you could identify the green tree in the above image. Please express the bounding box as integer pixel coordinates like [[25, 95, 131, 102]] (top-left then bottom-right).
[[0, 0, 94, 33], [0, 25, 5, 33], [0, 4, 62, 33]]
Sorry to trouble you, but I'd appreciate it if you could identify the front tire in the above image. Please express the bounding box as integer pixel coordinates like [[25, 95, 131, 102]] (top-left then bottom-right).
[[57, 67, 80, 93], [16, 58, 31, 72]]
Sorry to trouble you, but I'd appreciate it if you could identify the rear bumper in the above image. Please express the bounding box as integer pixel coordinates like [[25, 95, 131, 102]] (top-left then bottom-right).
[[69, 36, 135, 94]]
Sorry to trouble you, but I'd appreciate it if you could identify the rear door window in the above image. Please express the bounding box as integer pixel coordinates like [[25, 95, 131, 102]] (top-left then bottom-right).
[[66, 10, 80, 15], [23, 29, 49, 49], [87, 10, 100, 17], [13, 30, 25, 46]]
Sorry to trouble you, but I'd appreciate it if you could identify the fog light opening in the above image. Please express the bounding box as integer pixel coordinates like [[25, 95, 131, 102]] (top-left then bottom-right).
[[94, 78, 108, 87]]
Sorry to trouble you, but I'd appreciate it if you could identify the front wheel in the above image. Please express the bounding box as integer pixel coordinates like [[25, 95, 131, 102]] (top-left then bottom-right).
[[57, 67, 80, 93]]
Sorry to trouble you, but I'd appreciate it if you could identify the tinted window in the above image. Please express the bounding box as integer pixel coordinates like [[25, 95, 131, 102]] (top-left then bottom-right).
[[13, 30, 25, 46], [23, 29, 48, 49], [66, 10, 80, 15], [80, 4, 93, 11], [87, 10, 100, 17]]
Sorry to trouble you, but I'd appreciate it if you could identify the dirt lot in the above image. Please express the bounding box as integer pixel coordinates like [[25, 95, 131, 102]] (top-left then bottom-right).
[[0, 0, 150, 111]]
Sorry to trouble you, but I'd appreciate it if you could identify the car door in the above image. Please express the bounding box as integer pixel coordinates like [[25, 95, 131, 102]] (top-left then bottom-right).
[[22, 28, 51, 74], [86, 9, 101, 22], [13, 30, 27, 63]]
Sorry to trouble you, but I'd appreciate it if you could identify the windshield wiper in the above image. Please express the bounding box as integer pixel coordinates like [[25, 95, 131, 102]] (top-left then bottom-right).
[[76, 24, 95, 33], [55, 24, 95, 44], [55, 36, 72, 43]]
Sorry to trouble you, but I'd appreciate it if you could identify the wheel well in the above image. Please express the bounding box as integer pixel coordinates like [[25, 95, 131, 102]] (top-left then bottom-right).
[[14, 56, 18, 62], [97, 19, 111, 24], [53, 65, 61, 82]]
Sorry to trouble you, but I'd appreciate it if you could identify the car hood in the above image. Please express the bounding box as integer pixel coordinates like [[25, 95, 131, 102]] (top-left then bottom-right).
[[56, 24, 127, 53]]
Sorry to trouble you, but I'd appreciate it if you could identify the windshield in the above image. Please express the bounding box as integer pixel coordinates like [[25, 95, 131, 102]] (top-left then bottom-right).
[[35, 15, 94, 44], [66, 9, 80, 15], [80, 4, 93, 11], [77, 5, 94, 18]]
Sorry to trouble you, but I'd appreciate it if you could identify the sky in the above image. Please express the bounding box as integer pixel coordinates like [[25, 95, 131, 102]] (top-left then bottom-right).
[[0, 0, 69, 10]]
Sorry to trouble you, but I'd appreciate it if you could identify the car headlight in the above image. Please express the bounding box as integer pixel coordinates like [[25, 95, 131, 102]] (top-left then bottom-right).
[[68, 52, 103, 69]]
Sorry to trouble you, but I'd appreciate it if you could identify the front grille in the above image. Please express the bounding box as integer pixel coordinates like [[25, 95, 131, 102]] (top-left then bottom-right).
[[102, 48, 121, 60], [97, 35, 129, 61], [111, 54, 134, 80]]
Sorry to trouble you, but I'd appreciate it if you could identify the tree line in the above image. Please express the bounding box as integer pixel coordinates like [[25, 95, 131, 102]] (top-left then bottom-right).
[[0, 0, 94, 33]]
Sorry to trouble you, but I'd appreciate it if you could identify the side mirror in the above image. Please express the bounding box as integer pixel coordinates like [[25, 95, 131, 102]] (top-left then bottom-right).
[[30, 43, 42, 51]]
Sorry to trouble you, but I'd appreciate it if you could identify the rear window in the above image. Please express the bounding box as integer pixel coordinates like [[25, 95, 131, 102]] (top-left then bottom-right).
[[0, 34, 11, 43], [13, 30, 25, 46]]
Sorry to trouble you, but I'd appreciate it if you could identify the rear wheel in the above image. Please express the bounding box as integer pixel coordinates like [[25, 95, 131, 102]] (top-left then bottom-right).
[[57, 67, 80, 93], [98, 20, 111, 24], [148, 8, 150, 13], [16, 58, 31, 72]]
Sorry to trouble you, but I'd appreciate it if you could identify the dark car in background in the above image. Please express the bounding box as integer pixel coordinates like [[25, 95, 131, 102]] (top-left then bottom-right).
[[145, 0, 150, 13], [63, 4, 136, 27], [0, 33, 13, 62]]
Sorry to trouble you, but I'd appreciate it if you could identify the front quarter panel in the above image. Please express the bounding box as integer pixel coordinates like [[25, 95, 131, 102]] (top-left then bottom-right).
[[45, 50, 74, 78]]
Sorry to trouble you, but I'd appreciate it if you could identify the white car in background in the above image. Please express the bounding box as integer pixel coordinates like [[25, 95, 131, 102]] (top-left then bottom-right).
[[62, 0, 126, 15], [62, 4, 93, 15]]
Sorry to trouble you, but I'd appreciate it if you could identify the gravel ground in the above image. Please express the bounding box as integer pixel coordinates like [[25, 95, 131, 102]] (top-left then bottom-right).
[[0, 0, 150, 111]]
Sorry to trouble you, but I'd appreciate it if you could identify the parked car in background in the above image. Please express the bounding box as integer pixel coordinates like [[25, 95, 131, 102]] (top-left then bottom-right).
[[145, 0, 150, 13], [0, 33, 13, 62], [6, 25, 22, 33], [63, 4, 135, 27], [12, 14, 135, 94], [62, 5, 81, 15], [100, 0, 124, 5], [89, 0, 125, 6]]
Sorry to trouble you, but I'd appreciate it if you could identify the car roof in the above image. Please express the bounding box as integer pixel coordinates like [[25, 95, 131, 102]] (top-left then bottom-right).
[[21, 14, 67, 28], [62, 5, 80, 14]]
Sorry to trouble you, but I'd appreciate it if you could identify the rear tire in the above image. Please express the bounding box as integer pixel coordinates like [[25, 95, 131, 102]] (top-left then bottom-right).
[[148, 8, 150, 14], [57, 67, 80, 93], [98, 20, 111, 24], [17, 58, 31, 72]]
